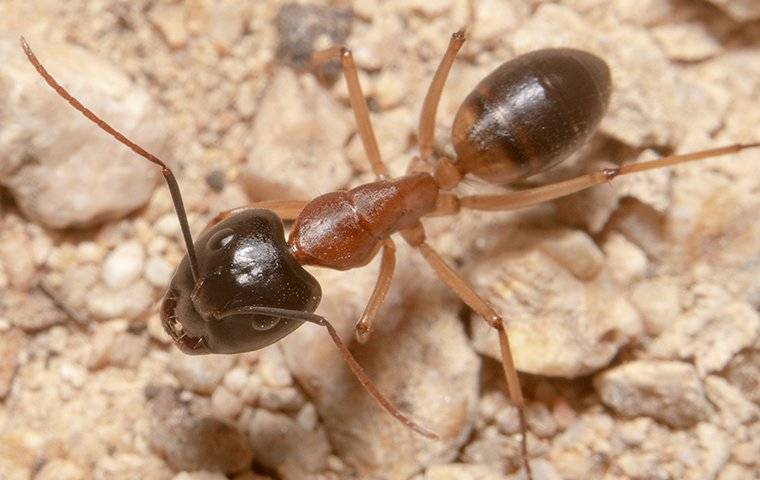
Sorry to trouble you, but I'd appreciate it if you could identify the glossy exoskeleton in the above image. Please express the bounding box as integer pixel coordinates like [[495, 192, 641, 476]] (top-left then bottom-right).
[[22, 31, 758, 480]]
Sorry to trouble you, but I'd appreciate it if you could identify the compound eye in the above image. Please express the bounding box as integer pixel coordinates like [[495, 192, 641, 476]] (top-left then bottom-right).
[[251, 315, 281, 331], [207, 228, 235, 251]]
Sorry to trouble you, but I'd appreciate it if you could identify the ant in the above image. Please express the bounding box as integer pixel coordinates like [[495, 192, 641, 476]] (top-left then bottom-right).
[[20, 32, 759, 480]]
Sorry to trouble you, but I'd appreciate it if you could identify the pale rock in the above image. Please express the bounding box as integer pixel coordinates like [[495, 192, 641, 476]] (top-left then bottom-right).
[[85, 280, 154, 320], [513, 4, 678, 147], [145, 255, 174, 288], [35, 459, 84, 480], [257, 385, 305, 412], [630, 278, 682, 335], [652, 23, 721, 62], [0, 228, 36, 290], [169, 349, 236, 394], [350, 15, 405, 71], [471, 0, 529, 45], [242, 70, 353, 200], [425, 463, 504, 480], [469, 229, 641, 377], [703, 375, 758, 426], [296, 403, 318, 431], [88, 322, 148, 370], [538, 229, 603, 280], [147, 385, 253, 474], [281, 253, 480, 479], [101, 241, 145, 289], [732, 439, 759, 465], [509, 459, 563, 480], [240, 373, 263, 405], [602, 232, 648, 285], [173, 472, 228, 480], [57, 264, 99, 312], [707, 0, 760, 21], [605, 0, 676, 26], [696, 422, 731, 479], [147, 313, 172, 344], [525, 402, 558, 438], [211, 385, 243, 420], [0, 329, 27, 398], [614, 149, 673, 213], [3, 289, 67, 331], [0, 35, 166, 228], [723, 349, 760, 404], [257, 347, 293, 388], [372, 69, 407, 110], [594, 360, 709, 428], [461, 427, 523, 473], [206, 1, 248, 53], [59, 362, 87, 388], [247, 409, 330, 479], [648, 287, 760, 374], [222, 367, 249, 395], [234, 81, 259, 119], [149, 3, 189, 48], [718, 464, 754, 480], [401, 0, 452, 18]]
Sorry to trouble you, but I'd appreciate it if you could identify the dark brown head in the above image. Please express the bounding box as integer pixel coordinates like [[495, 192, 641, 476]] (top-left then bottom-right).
[[161, 209, 321, 354], [452, 48, 612, 184]]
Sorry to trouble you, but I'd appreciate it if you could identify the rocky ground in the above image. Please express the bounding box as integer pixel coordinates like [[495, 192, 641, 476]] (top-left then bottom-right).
[[1, 1, 759, 479]]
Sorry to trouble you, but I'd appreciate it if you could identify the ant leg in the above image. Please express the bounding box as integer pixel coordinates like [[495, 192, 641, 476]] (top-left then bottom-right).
[[457, 143, 760, 212], [418, 30, 466, 163], [310, 47, 388, 179], [355, 238, 396, 344], [401, 224, 533, 480], [226, 305, 439, 440]]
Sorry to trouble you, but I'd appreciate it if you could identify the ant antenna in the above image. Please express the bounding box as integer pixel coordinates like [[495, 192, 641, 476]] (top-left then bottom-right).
[[19, 36, 200, 281], [225, 306, 440, 439]]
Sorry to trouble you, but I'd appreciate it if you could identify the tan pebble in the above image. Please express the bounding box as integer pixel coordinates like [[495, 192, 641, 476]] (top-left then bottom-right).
[[652, 22, 721, 62], [211, 385, 244, 420], [247, 409, 330, 477], [717, 464, 754, 480], [240, 373, 263, 405], [144, 255, 174, 288], [222, 367, 249, 395], [630, 278, 681, 335], [101, 241, 145, 289], [0, 329, 27, 398], [603, 232, 648, 285], [257, 348, 293, 388], [35, 459, 84, 480], [425, 463, 504, 480], [147, 313, 172, 344], [594, 360, 709, 428], [539, 229, 604, 280], [296, 403, 319, 431], [169, 349, 236, 395], [149, 2, 189, 49]]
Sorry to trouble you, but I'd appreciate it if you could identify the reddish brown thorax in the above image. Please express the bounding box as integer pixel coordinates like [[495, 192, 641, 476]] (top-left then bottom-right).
[[288, 172, 439, 270]]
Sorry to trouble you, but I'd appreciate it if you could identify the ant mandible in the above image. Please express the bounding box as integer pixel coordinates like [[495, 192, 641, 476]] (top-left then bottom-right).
[[20, 32, 759, 480]]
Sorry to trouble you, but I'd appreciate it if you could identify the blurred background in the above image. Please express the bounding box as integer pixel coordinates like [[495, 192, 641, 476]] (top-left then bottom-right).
[[0, 1, 759, 479]]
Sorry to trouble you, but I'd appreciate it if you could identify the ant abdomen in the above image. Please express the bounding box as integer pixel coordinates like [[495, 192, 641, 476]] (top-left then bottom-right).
[[452, 48, 612, 184]]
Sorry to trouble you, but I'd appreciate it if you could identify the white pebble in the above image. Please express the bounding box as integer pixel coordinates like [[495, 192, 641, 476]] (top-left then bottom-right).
[[144, 256, 175, 287], [101, 241, 145, 289]]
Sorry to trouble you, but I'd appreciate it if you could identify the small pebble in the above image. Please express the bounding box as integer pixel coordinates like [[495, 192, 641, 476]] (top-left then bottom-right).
[[144, 255, 174, 287], [101, 241, 145, 289]]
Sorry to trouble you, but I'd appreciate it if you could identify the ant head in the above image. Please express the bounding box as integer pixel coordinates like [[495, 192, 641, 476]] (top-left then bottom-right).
[[160, 209, 321, 354]]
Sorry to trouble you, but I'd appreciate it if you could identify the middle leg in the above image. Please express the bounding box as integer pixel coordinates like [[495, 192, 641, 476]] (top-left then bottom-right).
[[401, 224, 533, 480]]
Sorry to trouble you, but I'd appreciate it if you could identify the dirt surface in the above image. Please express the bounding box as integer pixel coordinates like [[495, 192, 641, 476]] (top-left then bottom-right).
[[1, 1, 759, 479]]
